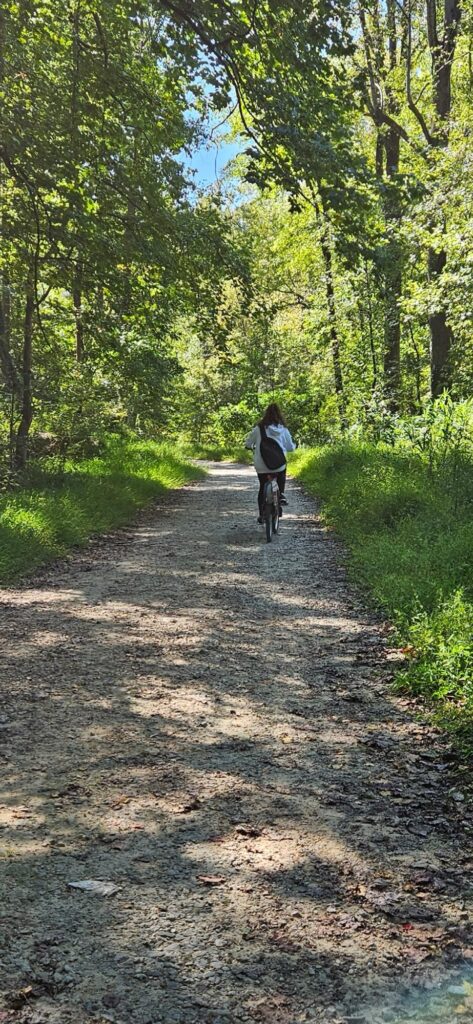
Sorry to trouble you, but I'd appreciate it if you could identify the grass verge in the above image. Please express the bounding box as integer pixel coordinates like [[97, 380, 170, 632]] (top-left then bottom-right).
[[0, 436, 205, 582], [290, 443, 473, 756]]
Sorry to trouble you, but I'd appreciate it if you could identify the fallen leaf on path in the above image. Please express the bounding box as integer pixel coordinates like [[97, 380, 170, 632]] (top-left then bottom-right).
[[55, 783, 84, 798], [12, 806, 32, 818], [5, 985, 44, 1009], [197, 875, 226, 886], [235, 824, 262, 837], [177, 796, 200, 813], [68, 879, 120, 896], [110, 795, 131, 808]]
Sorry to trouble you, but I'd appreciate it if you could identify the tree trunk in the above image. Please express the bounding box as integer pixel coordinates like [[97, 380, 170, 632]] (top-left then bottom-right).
[[319, 228, 347, 429], [429, 247, 452, 396], [14, 275, 35, 469], [73, 262, 84, 361], [0, 16, 17, 397], [383, 0, 402, 408], [0, 274, 18, 393], [359, 1, 403, 410], [71, 5, 85, 363], [364, 261, 378, 392], [382, 128, 402, 408], [425, 0, 460, 395]]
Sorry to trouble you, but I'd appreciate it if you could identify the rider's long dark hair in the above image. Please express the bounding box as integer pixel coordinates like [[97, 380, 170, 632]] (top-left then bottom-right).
[[260, 403, 286, 427]]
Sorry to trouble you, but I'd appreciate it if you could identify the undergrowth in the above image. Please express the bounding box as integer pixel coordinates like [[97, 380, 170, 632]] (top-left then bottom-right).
[[0, 436, 205, 581], [290, 441, 473, 755]]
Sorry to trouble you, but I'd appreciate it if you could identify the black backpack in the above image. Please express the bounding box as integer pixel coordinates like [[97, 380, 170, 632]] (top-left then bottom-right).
[[259, 423, 286, 471]]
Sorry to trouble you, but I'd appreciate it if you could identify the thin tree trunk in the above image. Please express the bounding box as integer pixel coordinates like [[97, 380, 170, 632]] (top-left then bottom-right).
[[364, 261, 378, 391], [429, 247, 452, 395], [0, 14, 18, 397], [73, 261, 84, 361], [71, 4, 85, 363], [359, 0, 403, 409], [319, 228, 347, 429], [409, 326, 423, 412], [0, 275, 18, 393], [14, 274, 35, 470], [425, 0, 460, 395], [382, 128, 402, 408]]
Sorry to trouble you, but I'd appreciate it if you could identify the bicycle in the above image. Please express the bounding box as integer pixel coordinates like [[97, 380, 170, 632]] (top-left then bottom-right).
[[262, 473, 281, 543]]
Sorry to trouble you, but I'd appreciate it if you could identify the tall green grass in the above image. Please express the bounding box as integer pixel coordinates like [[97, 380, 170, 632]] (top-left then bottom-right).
[[0, 436, 205, 581], [290, 443, 473, 753]]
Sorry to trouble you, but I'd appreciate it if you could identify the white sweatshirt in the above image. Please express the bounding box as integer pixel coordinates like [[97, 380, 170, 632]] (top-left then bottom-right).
[[244, 423, 296, 474]]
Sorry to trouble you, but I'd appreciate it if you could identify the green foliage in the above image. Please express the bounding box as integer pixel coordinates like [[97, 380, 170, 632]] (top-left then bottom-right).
[[290, 420, 473, 754], [398, 594, 473, 748], [0, 1, 253, 468], [0, 436, 204, 581]]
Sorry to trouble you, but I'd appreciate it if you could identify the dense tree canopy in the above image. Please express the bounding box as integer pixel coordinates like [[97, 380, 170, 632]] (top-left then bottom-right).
[[1, 0, 473, 467]]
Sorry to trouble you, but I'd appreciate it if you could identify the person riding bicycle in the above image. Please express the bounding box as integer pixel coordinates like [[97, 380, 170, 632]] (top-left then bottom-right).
[[244, 403, 296, 524]]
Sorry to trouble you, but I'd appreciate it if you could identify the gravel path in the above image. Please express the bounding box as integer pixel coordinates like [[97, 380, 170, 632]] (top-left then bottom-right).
[[1, 463, 472, 1024]]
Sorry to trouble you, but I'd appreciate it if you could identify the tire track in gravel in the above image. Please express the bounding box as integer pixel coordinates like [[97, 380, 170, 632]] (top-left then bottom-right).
[[0, 462, 472, 1024]]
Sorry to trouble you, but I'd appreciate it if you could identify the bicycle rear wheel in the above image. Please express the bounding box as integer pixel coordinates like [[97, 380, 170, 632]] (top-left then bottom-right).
[[263, 481, 273, 543], [265, 514, 272, 543]]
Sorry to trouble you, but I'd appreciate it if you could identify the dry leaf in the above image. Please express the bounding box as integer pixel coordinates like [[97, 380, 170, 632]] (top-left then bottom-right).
[[177, 796, 200, 813], [68, 879, 120, 896], [197, 875, 226, 886], [235, 824, 262, 837], [110, 795, 131, 808]]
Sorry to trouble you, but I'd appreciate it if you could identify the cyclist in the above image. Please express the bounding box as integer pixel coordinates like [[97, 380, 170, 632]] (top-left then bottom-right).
[[244, 403, 296, 524]]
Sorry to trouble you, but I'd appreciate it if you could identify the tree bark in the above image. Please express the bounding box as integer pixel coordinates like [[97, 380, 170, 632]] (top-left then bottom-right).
[[364, 261, 378, 391], [359, 1, 403, 409], [71, 4, 85, 362], [73, 262, 84, 361], [0, 14, 18, 396], [429, 249, 452, 395], [0, 273, 18, 393], [14, 274, 35, 469], [319, 227, 347, 429], [382, 126, 402, 408], [425, 0, 460, 395]]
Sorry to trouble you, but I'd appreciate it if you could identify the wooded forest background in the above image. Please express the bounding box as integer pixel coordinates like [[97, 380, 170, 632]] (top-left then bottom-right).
[[1, 0, 473, 468]]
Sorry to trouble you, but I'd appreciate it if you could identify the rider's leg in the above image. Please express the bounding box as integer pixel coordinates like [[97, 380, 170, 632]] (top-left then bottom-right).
[[257, 473, 266, 519], [277, 469, 287, 503]]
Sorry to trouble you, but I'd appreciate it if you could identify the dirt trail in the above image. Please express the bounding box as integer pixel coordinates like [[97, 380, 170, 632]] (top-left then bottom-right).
[[1, 463, 472, 1024]]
